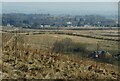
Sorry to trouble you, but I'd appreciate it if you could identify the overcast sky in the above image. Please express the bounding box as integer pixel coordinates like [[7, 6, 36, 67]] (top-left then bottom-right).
[[2, 2, 118, 16], [1, 0, 119, 2]]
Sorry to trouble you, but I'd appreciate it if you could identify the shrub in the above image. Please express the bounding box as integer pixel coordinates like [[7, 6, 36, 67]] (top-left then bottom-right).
[[52, 38, 86, 54]]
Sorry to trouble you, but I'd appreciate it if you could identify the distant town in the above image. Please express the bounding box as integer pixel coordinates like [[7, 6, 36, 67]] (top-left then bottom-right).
[[2, 13, 118, 28]]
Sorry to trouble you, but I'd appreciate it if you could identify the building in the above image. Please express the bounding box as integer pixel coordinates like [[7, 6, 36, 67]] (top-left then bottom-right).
[[66, 21, 72, 27]]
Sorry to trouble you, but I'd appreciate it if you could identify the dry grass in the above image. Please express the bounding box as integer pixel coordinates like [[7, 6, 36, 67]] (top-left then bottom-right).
[[1, 32, 120, 79], [24, 33, 118, 54], [60, 29, 118, 40], [1, 46, 120, 79]]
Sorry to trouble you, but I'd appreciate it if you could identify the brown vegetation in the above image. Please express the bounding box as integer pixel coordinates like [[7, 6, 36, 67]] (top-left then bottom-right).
[[1, 32, 120, 80]]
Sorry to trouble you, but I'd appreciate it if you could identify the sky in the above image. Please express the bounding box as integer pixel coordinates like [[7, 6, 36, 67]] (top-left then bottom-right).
[[2, 2, 118, 16], [1, 0, 120, 2]]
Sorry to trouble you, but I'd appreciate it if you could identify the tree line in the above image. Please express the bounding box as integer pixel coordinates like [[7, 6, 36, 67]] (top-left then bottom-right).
[[2, 13, 118, 28]]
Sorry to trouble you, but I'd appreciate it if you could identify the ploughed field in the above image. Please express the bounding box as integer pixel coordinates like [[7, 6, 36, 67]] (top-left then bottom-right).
[[1, 28, 120, 79]]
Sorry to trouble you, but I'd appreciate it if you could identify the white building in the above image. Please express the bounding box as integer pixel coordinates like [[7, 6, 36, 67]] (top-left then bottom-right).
[[66, 21, 72, 27]]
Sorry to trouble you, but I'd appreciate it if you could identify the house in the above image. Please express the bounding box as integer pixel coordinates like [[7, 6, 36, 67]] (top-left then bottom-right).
[[44, 25, 51, 27], [7, 23, 11, 27], [66, 21, 72, 27]]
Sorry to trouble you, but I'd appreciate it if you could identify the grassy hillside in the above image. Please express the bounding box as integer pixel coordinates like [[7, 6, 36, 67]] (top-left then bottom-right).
[[2, 45, 120, 79], [1, 32, 120, 80]]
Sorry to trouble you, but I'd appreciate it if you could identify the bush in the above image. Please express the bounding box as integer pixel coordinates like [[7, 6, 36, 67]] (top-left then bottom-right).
[[52, 38, 86, 54]]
